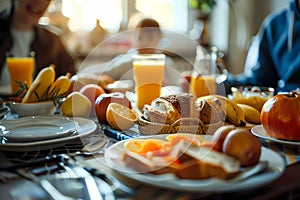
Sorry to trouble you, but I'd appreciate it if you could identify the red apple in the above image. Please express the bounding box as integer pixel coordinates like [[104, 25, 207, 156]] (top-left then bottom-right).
[[261, 93, 300, 141], [79, 84, 106, 115], [95, 92, 131, 124]]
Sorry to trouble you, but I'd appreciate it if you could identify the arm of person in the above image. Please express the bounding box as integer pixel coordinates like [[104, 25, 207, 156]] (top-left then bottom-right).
[[224, 16, 280, 93]]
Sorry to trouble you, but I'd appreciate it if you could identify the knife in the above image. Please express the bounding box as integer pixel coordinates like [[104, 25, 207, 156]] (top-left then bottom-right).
[[103, 127, 135, 141], [67, 162, 103, 200], [0, 154, 66, 171]]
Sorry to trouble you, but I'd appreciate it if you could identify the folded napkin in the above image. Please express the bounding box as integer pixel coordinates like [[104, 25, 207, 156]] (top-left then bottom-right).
[[259, 139, 300, 165]]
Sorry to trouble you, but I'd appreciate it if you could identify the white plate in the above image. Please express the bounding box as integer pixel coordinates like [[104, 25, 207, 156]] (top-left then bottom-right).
[[0, 117, 97, 151], [251, 125, 300, 146], [104, 134, 285, 193], [0, 116, 77, 142]]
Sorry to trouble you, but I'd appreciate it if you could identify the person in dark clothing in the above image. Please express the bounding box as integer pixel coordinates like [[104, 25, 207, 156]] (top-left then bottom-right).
[[0, 0, 76, 87], [225, 0, 300, 94]]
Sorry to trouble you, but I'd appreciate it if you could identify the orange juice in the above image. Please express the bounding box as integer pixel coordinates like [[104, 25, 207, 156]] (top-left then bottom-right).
[[133, 54, 165, 109], [190, 75, 216, 97], [7, 57, 34, 93]]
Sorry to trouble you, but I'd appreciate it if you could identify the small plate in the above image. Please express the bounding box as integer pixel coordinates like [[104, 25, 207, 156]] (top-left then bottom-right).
[[0, 117, 97, 151], [104, 134, 285, 193], [0, 116, 77, 142], [251, 125, 300, 146], [9, 101, 57, 117]]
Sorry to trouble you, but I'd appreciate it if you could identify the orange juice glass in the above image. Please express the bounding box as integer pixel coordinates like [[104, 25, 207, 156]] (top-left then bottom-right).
[[133, 54, 165, 109], [189, 46, 224, 98], [7, 55, 34, 93], [190, 75, 216, 97]]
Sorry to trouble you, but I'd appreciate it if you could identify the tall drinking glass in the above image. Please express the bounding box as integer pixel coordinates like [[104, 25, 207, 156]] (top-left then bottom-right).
[[133, 54, 165, 110], [190, 46, 227, 97], [6, 52, 35, 94]]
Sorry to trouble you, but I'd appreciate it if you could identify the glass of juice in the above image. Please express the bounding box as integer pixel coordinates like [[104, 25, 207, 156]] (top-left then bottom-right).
[[190, 46, 226, 97], [6, 52, 35, 94], [132, 54, 165, 110]]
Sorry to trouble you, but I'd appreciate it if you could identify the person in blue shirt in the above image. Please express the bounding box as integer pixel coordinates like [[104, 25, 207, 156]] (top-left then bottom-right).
[[224, 0, 300, 94]]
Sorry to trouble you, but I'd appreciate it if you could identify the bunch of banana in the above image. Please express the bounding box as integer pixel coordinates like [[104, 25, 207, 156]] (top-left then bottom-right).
[[197, 95, 246, 127], [22, 65, 56, 103], [48, 72, 72, 97], [237, 103, 261, 124], [21, 65, 72, 103]]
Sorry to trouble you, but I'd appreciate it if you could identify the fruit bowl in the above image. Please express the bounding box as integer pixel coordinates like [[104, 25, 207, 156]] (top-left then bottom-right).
[[9, 101, 57, 117], [231, 86, 274, 111]]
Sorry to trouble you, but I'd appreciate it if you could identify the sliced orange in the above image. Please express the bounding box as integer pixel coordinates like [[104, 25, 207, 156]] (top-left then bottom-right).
[[106, 102, 137, 130], [124, 139, 168, 154], [166, 133, 204, 146], [124, 139, 145, 153]]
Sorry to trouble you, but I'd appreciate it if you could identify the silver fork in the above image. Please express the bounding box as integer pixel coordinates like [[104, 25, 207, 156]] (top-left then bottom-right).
[[57, 158, 103, 200], [73, 155, 134, 196], [16, 168, 74, 200]]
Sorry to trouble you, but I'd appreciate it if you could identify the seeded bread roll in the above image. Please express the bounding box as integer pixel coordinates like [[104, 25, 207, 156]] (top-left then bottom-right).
[[160, 93, 199, 119], [195, 99, 221, 124]]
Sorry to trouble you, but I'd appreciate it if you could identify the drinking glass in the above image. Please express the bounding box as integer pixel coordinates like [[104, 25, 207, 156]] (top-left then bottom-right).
[[6, 52, 35, 94], [190, 46, 227, 97], [132, 54, 165, 109]]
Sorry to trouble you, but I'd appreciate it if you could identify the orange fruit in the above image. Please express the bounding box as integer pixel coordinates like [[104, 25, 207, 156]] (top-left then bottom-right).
[[124, 139, 145, 153], [211, 125, 235, 152], [166, 133, 204, 146], [124, 139, 168, 154], [222, 129, 261, 167], [106, 102, 137, 130]]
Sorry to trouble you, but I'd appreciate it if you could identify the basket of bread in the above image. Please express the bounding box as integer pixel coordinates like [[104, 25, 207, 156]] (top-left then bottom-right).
[[138, 93, 244, 135]]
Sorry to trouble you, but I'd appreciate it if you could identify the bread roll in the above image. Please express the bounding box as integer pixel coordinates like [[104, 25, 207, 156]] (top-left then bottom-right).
[[196, 96, 226, 121], [142, 98, 181, 124], [142, 104, 169, 124], [160, 93, 199, 119], [195, 98, 221, 124]]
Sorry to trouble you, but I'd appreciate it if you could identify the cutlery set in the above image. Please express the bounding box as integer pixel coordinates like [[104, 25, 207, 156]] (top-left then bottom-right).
[[0, 153, 133, 200]]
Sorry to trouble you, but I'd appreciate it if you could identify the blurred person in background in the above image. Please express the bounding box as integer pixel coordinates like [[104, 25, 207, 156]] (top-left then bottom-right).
[[0, 0, 76, 87], [224, 0, 300, 94], [100, 17, 185, 87]]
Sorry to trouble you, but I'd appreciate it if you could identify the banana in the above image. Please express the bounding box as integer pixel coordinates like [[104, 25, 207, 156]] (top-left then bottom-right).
[[22, 64, 56, 103], [237, 103, 261, 124], [212, 95, 246, 127], [48, 72, 72, 97]]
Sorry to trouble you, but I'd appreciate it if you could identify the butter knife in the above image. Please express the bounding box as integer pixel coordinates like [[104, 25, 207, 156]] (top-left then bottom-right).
[[67, 162, 103, 200]]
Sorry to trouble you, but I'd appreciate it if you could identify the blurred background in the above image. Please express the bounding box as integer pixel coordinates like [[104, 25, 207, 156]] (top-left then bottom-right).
[[0, 0, 290, 74]]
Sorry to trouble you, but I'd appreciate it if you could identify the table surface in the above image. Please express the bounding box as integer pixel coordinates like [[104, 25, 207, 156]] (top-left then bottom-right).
[[0, 115, 300, 200]]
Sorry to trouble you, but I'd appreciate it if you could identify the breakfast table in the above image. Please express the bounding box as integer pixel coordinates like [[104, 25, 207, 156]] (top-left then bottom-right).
[[0, 110, 300, 200]]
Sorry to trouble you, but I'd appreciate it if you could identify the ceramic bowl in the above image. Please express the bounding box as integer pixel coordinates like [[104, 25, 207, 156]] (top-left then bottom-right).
[[9, 101, 57, 117], [231, 86, 274, 111]]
